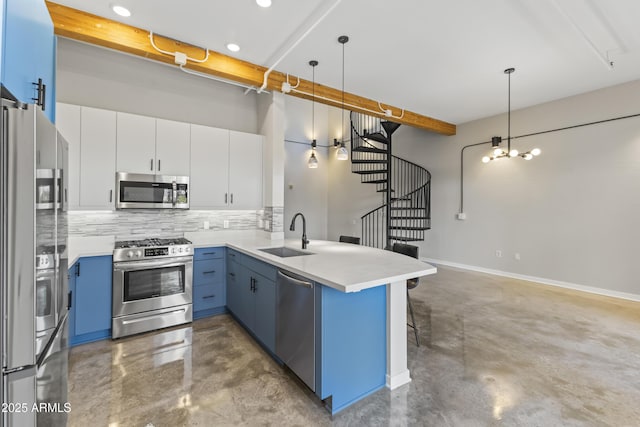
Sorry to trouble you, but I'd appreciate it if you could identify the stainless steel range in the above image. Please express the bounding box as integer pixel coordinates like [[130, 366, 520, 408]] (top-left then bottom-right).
[[112, 237, 193, 339]]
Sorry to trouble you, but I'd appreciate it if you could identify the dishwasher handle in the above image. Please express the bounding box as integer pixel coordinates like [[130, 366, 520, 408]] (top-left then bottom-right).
[[277, 270, 313, 289]]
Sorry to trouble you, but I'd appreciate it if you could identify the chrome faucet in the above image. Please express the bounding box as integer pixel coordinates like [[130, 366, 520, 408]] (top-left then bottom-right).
[[289, 212, 309, 249]]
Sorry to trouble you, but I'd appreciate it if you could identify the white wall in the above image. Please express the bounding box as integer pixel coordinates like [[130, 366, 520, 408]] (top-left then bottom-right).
[[56, 38, 258, 133], [329, 79, 640, 298], [283, 96, 331, 240]]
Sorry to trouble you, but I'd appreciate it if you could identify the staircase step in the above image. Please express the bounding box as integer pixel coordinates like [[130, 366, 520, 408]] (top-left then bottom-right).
[[351, 159, 387, 164], [363, 179, 387, 184], [363, 132, 389, 144], [377, 188, 395, 193], [353, 146, 387, 154], [389, 226, 429, 231], [354, 169, 387, 175], [390, 197, 411, 202], [390, 207, 426, 211], [389, 236, 423, 242], [391, 216, 425, 220]]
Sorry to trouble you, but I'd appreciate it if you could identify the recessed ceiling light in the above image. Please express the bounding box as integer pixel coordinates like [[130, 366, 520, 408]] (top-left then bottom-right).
[[111, 4, 131, 17], [226, 43, 240, 52], [256, 0, 272, 7]]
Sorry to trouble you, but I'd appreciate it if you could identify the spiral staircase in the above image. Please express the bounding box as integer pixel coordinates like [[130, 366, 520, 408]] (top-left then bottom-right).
[[349, 112, 431, 249]]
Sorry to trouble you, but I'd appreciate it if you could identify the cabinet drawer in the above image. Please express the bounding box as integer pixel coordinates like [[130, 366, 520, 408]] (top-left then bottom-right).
[[194, 247, 225, 261], [193, 282, 225, 311], [193, 259, 224, 285]]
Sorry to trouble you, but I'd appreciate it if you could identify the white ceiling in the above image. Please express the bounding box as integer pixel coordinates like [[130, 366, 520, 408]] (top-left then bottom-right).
[[52, 0, 640, 125]]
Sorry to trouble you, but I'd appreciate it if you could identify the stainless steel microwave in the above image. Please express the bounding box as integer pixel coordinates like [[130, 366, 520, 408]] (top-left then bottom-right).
[[116, 172, 189, 209]]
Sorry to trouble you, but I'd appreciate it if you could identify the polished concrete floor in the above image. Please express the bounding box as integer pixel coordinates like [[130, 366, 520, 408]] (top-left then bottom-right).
[[67, 266, 640, 426]]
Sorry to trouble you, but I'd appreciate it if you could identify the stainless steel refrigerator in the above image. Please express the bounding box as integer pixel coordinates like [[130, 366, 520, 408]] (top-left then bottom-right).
[[1, 87, 69, 427]]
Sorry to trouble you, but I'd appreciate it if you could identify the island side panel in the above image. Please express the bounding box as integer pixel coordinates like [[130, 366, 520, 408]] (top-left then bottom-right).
[[316, 284, 386, 415], [386, 280, 411, 389]]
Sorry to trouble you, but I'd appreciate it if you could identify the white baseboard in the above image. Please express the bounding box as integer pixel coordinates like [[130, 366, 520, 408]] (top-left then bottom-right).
[[421, 257, 640, 303]]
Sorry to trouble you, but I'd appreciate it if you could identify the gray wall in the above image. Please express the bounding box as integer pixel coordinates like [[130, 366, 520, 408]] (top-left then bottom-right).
[[328, 79, 640, 299], [57, 38, 258, 133]]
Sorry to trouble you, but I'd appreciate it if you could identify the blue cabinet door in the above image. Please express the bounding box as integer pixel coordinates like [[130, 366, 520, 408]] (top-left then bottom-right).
[[2, 0, 56, 121], [72, 256, 112, 344], [253, 274, 276, 353], [67, 262, 77, 340]]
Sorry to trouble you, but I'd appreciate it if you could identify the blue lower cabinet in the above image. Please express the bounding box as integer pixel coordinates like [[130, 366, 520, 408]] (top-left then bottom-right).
[[251, 273, 276, 352], [316, 284, 387, 415], [192, 247, 226, 319], [69, 256, 112, 346], [226, 253, 276, 353]]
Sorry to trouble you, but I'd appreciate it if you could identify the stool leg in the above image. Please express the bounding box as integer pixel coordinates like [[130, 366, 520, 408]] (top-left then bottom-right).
[[407, 288, 419, 347]]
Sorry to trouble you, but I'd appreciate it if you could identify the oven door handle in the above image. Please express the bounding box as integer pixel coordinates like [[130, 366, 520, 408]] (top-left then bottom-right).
[[113, 257, 193, 271]]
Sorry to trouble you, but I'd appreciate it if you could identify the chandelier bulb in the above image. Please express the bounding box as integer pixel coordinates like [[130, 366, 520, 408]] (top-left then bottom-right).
[[493, 148, 503, 156], [482, 156, 490, 163], [531, 148, 541, 156], [509, 149, 519, 158], [523, 153, 533, 160]]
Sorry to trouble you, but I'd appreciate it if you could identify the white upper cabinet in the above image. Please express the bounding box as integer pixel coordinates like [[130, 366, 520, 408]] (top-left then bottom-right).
[[156, 119, 190, 176], [116, 114, 190, 176], [116, 112, 156, 174], [57, 103, 263, 211], [80, 107, 117, 209], [229, 131, 263, 209], [55, 103, 81, 210], [190, 127, 263, 209], [190, 125, 229, 208]]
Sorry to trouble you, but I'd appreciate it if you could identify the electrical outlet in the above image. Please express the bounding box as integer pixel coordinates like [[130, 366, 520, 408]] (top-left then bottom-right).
[[515, 253, 521, 260], [495, 250, 502, 258], [457, 212, 466, 220], [223, 220, 229, 229], [203, 221, 210, 230]]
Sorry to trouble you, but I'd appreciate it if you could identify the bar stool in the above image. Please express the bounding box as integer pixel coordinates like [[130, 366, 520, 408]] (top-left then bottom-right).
[[392, 242, 420, 346]]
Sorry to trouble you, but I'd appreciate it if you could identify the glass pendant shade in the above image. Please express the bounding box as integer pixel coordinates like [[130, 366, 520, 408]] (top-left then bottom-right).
[[308, 151, 318, 168], [336, 143, 348, 160]]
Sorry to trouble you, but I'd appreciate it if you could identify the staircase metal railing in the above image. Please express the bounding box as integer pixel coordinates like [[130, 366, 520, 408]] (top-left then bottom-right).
[[350, 111, 431, 249]]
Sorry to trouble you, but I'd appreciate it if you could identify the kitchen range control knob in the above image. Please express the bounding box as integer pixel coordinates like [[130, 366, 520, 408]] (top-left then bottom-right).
[[127, 251, 133, 259], [179, 247, 183, 253], [184, 247, 190, 253], [136, 250, 142, 257]]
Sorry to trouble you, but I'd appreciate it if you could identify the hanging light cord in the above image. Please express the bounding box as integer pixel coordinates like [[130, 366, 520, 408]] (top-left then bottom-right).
[[341, 39, 345, 143], [312, 64, 315, 142]]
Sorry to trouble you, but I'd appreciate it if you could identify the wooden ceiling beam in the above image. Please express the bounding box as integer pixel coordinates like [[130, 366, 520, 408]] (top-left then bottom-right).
[[46, 1, 456, 135]]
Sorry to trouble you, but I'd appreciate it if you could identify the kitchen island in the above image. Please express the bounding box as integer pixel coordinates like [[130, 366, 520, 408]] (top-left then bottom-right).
[[68, 230, 437, 414]]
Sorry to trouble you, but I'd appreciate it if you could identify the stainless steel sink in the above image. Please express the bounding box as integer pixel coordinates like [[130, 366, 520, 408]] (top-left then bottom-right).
[[259, 247, 313, 258]]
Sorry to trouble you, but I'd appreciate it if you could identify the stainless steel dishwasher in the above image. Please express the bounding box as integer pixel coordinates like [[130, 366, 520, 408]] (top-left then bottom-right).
[[276, 269, 315, 391]]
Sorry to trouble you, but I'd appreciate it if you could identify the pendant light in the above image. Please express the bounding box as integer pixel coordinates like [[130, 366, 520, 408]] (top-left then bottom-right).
[[335, 35, 349, 161], [482, 68, 541, 163], [308, 60, 319, 169]]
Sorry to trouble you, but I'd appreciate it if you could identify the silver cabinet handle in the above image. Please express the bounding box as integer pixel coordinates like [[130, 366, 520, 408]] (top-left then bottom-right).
[[203, 270, 216, 274], [158, 159, 161, 171], [225, 193, 228, 204], [109, 189, 113, 202], [230, 193, 233, 204], [277, 270, 313, 288], [203, 295, 216, 299], [150, 158, 154, 171]]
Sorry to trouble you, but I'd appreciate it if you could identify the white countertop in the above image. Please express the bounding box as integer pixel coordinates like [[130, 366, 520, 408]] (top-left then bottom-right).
[[68, 230, 437, 293]]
